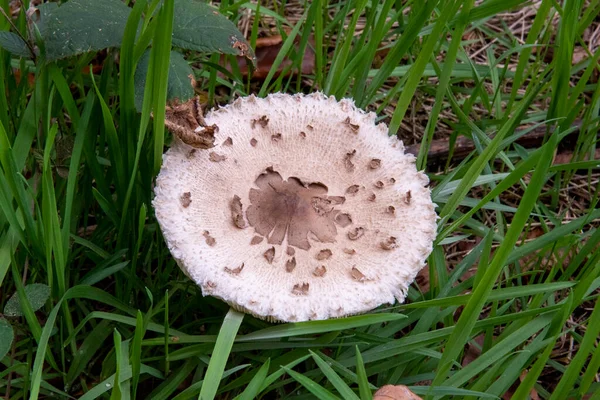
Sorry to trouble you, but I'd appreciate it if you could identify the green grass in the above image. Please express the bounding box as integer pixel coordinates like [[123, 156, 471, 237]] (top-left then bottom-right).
[[1, 0, 600, 399]]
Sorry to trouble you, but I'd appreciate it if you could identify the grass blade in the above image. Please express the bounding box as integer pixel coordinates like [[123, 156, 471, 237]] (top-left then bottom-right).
[[432, 131, 559, 384], [238, 313, 405, 341], [237, 359, 271, 400], [199, 308, 244, 400], [355, 346, 371, 400], [310, 350, 360, 400], [282, 366, 340, 400]]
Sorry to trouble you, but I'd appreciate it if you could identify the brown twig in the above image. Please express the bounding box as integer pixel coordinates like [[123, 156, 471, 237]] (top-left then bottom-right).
[[406, 121, 591, 167]]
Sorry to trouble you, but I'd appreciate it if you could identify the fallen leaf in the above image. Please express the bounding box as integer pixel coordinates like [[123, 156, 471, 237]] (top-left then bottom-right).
[[224, 35, 315, 79], [373, 385, 422, 400]]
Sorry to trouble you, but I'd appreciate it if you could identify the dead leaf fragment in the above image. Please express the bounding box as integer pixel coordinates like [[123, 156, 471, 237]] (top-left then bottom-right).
[[230, 35, 250, 57], [225, 35, 315, 79], [164, 97, 216, 149], [373, 385, 422, 400]]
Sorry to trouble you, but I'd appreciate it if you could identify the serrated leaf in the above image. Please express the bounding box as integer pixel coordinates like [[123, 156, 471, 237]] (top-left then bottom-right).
[[0, 32, 33, 58], [37, 0, 131, 61], [172, 0, 254, 61], [4, 283, 51, 317], [0, 318, 14, 360], [134, 49, 195, 112]]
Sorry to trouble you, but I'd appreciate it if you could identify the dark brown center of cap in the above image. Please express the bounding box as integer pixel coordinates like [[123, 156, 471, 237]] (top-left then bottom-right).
[[246, 168, 346, 250]]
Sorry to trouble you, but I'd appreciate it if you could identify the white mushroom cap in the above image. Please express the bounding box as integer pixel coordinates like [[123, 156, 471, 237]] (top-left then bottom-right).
[[153, 93, 437, 322]]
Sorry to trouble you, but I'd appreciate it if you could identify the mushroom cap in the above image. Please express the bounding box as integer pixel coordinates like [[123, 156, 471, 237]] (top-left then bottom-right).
[[153, 92, 437, 322]]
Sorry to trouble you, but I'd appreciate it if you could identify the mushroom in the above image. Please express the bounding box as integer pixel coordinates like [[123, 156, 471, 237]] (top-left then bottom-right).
[[153, 93, 437, 322]]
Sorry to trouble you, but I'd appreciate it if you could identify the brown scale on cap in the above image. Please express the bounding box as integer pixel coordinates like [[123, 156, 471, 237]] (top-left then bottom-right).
[[351, 267, 367, 282], [404, 190, 412, 205], [344, 150, 356, 172], [250, 138, 258, 147], [299, 131, 307, 138], [348, 227, 365, 240], [222, 137, 233, 146], [250, 236, 263, 245], [180, 192, 192, 208], [230, 195, 246, 229], [313, 265, 327, 277], [186, 149, 197, 159], [316, 249, 333, 260], [335, 213, 352, 227], [389, 177, 396, 184], [368, 193, 377, 202], [246, 168, 343, 251], [329, 196, 346, 204], [311, 197, 334, 216], [292, 282, 309, 295], [271, 133, 282, 142], [369, 159, 381, 169], [343, 116, 360, 133], [380, 236, 398, 250], [202, 281, 217, 293], [286, 257, 296, 272], [346, 185, 360, 194], [203, 231, 216, 246], [251, 115, 269, 129], [374, 181, 385, 189], [224, 263, 244, 275], [287, 246, 295, 256], [209, 152, 226, 162], [386, 206, 396, 215], [306, 124, 314, 130], [264, 247, 275, 264], [344, 248, 356, 255]]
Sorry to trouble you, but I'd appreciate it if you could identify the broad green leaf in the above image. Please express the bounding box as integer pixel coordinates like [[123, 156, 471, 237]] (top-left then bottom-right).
[[0, 32, 33, 58], [134, 49, 194, 112], [37, 0, 131, 61], [4, 283, 51, 317], [171, 0, 254, 60], [0, 318, 14, 360]]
